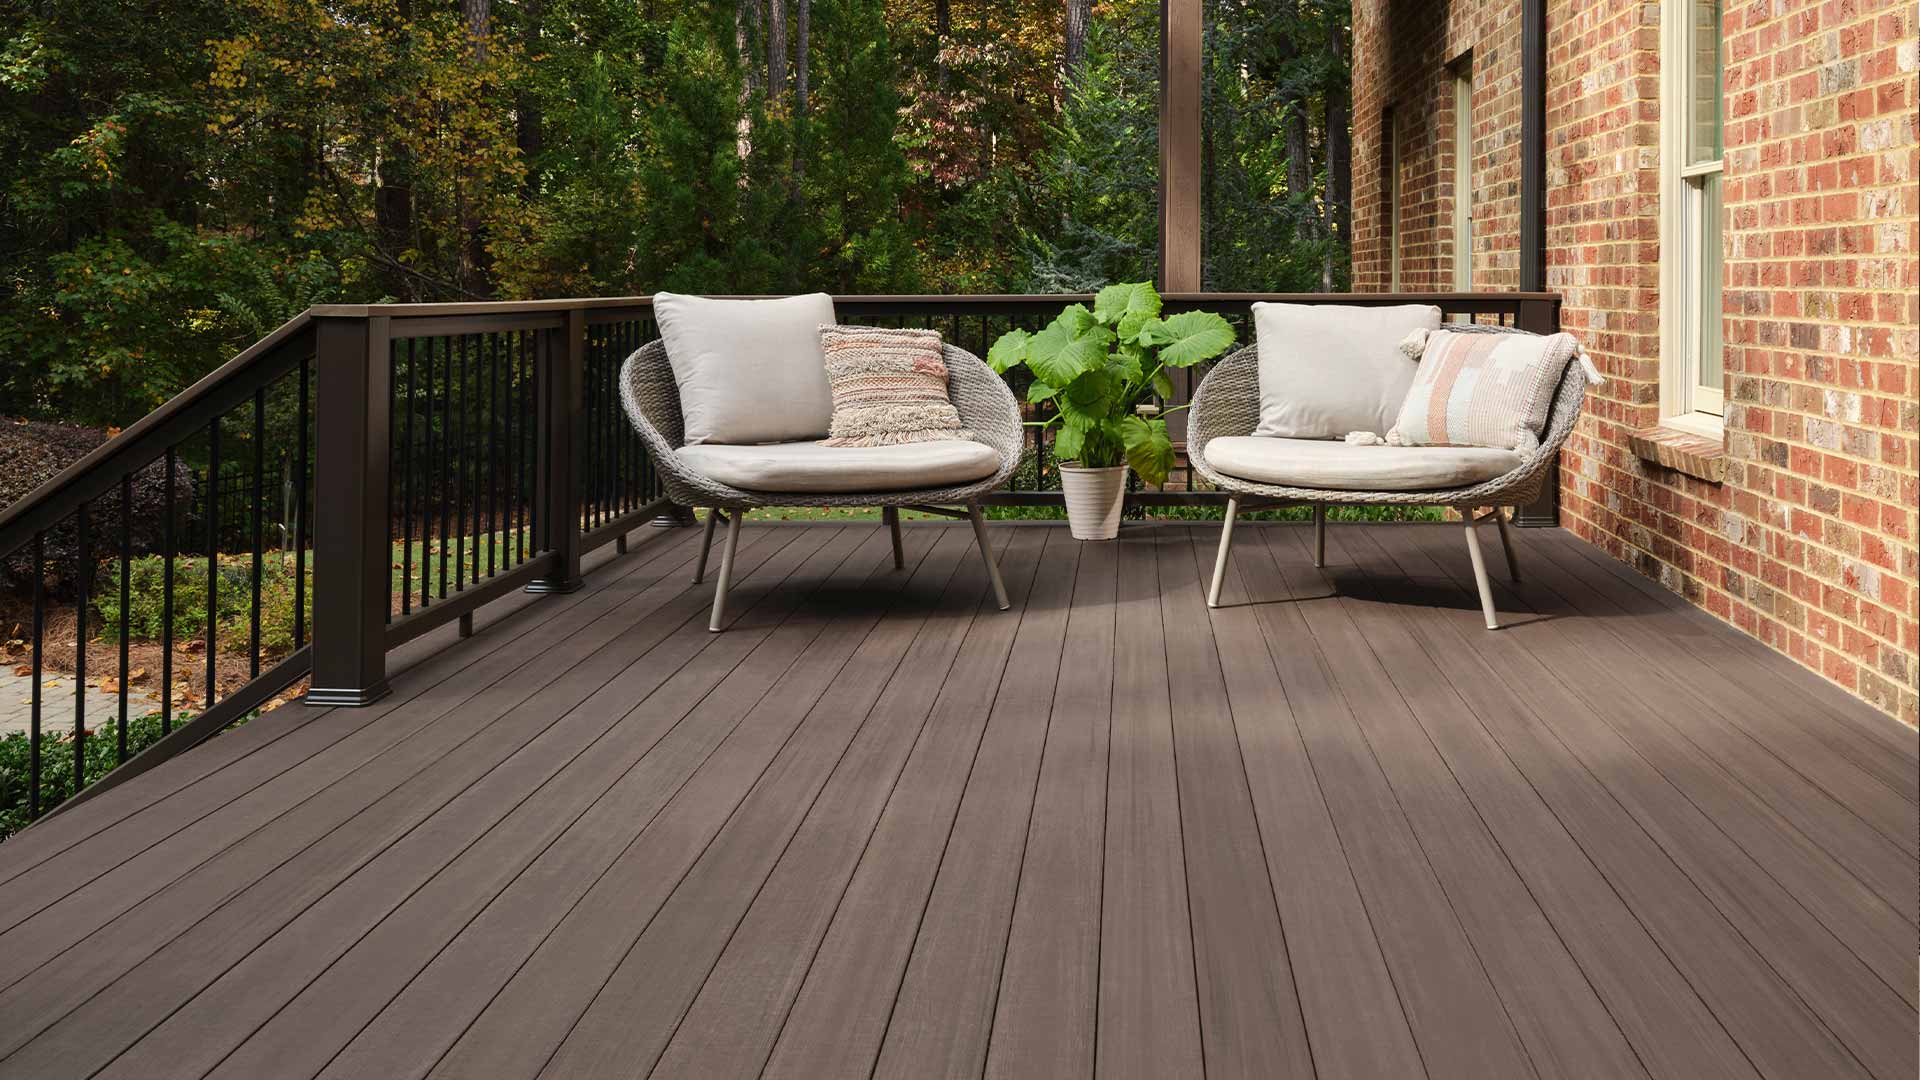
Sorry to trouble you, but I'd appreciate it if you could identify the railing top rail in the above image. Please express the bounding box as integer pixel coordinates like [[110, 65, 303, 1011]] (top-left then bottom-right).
[[0, 312, 314, 553], [309, 290, 1563, 320]]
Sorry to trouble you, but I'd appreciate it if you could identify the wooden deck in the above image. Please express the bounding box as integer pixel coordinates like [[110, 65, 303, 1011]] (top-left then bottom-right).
[[0, 520, 1913, 1080]]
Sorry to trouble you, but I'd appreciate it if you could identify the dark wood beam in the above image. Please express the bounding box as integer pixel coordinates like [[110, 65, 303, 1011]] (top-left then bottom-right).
[[1159, 0, 1202, 291], [1520, 0, 1546, 292]]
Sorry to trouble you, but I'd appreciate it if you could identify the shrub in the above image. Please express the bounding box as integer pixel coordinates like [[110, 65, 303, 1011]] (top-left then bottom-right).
[[0, 711, 177, 840], [93, 552, 309, 658], [0, 418, 192, 592]]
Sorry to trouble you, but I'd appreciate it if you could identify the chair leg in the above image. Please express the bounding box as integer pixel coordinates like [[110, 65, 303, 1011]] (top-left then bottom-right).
[[1313, 503, 1327, 568], [967, 501, 1011, 611], [1494, 506, 1521, 581], [708, 510, 743, 632], [883, 506, 904, 569], [1461, 508, 1499, 630], [693, 508, 721, 584], [1208, 497, 1240, 608]]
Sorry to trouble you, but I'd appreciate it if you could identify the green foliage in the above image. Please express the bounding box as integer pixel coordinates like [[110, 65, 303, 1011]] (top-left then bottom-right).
[[0, 711, 183, 839], [1, 0, 1352, 431], [92, 553, 309, 658], [989, 282, 1233, 485]]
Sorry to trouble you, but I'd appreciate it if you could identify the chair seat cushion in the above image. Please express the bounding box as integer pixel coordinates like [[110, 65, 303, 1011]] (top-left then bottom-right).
[[677, 439, 1001, 494], [1204, 436, 1523, 492]]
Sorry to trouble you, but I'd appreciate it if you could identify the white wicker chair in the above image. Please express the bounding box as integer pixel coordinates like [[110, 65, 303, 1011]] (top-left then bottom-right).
[[619, 339, 1022, 630], [1189, 323, 1590, 628]]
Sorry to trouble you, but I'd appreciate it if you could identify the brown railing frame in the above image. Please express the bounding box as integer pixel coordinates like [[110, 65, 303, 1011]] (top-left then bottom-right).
[[0, 291, 1558, 822]]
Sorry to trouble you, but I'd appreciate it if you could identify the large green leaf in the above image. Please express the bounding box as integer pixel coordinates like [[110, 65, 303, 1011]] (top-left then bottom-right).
[[1151, 368, 1175, 400], [1026, 380, 1059, 404], [1156, 310, 1236, 368], [1106, 344, 1144, 386], [1022, 320, 1085, 386], [1056, 303, 1097, 335], [1093, 281, 1160, 326], [987, 328, 1029, 374], [1060, 368, 1116, 419], [1120, 415, 1175, 487], [1051, 413, 1089, 463]]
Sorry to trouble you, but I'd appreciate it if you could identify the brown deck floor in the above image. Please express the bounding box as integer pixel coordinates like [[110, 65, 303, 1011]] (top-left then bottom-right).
[[0, 521, 1914, 1080]]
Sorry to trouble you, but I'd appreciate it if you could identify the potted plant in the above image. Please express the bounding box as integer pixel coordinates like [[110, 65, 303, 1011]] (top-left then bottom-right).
[[988, 282, 1235, 540]]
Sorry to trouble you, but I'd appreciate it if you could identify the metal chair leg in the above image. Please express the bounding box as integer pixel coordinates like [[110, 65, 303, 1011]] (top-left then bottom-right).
[[1462, 508, 1499, 629], [708, 510, 743, 632], [693, 508, 721, 584], [883, 506, 904, 569], [967, 502, 1011, 611], [1208, 497, 1240, 608], [1494, 506, 1521, 581], [1313, 503, 1327, 568]]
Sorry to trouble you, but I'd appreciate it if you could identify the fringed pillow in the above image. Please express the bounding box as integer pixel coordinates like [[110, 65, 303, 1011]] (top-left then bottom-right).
[[817, 325, 974, 447], [1388, 329, 1580, 454]]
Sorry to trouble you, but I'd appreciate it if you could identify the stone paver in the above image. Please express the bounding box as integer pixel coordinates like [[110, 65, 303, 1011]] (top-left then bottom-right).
[[0, 670, 164, 737]]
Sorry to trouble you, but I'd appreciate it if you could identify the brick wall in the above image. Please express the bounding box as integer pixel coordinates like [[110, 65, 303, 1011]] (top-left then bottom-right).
[[1351, 0, 1919, 726]]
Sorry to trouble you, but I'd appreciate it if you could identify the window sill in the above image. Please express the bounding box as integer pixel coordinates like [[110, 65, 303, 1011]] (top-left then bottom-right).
[[1631, 423, 1727, 483]]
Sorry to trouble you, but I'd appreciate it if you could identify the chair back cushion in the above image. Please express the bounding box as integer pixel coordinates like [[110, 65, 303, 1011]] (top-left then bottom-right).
[[652, 292, 837, 445], [1389, 329, 1580, 453], [817, 325, 974, 447], [1252, 302, 1441, 439]]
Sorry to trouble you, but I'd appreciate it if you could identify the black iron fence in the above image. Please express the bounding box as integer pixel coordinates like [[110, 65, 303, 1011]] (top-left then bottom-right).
[[0, 291, 1559, 829]]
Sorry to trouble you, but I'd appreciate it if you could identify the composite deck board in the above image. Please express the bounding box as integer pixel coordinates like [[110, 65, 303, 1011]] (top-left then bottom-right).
[[1093, 530, 1205, 1080], [1525, 535, 1920, 842], [1236, 525, 1643, 1080], [1196, 529, 1430, 1079], [1371, 529, 1916, 1078], [0, 522, 1909, 1080], [1538, 531, 1920, 800], [1247, 526, 1541, 1080], [0, 524, 722, 992], [1353, 525, 1913, 1080]]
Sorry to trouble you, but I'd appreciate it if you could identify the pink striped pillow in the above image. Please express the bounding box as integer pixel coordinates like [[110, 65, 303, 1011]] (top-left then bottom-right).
[[1389, 330, 1578, 454]]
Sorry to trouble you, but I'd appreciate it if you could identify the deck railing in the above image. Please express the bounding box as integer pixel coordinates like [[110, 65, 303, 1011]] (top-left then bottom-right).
[[0, 291, 1558, 828]]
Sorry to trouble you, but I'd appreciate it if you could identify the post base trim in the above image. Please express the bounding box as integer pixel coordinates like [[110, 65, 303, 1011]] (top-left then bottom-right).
[[306, 682, 392, 707], [524, 577, 585, 594]]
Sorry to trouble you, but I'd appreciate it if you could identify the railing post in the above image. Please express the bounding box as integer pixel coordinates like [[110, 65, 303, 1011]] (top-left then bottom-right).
[[308, 315, 393, 706], [1514, 295, 1563, 528], [528, 306, 585, 593]]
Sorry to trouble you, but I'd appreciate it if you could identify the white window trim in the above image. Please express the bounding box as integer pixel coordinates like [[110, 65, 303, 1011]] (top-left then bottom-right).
[[1658, 0, 1725, 434]]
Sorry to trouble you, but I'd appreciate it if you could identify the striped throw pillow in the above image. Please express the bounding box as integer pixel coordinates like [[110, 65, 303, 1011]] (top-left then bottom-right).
[[1389, 330, 1579, 454], [817, 325, 974, 447]]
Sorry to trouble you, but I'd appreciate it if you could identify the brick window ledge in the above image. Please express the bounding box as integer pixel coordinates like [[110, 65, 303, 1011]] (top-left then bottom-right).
[[1630, 425, 1727, 483]]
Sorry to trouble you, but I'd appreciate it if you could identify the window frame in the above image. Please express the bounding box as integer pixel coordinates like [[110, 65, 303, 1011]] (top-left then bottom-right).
[[1451, 54, 1474, 294], [1659, 0, 1726, 436]]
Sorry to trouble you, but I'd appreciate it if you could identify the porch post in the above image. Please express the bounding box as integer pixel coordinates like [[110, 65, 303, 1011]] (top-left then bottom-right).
[[308, 315, 393, 706], [1513, 294, 1563, 527], [1159, 0, 1202, 293], [528, 306, 585, 592]]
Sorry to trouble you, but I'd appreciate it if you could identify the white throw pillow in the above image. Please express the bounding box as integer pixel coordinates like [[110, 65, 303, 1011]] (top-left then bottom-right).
[[652, 292, 837, 445], [1388, 329, 1579, 454], [1251, 302, 1441, 439]]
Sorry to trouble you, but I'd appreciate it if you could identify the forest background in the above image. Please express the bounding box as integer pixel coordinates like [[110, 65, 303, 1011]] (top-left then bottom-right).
[[1, 0, 1354, 429]]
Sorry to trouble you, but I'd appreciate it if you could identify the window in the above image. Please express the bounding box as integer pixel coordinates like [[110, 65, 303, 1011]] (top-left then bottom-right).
[[1660, 0, 1725, 432], [1452, 55, 1473, 292]]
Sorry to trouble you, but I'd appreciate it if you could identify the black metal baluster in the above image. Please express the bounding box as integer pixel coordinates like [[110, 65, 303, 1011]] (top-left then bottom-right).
[[161, 448, 176, 734], [438, 337, 451, 600], [503, 330, 517, 569], [402, 338, 415, 615], [75, 501, 89, 796], [487, 332, 499, 578], [206, 421, 220, 707], [584, 328, 598, 531], [29, 534, 44, 817], [518, 329, 530, 560], [455, 334, 468, 591], [294, 356, 309, 650], [424, 335, 437, 608], [118, 475, 131, 764], [250, 387, 265, 674]]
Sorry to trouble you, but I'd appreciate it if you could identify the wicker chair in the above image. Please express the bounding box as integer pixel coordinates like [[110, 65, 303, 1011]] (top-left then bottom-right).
[[619, 339, 1022, 631], [1189, 323, 1589, 628]]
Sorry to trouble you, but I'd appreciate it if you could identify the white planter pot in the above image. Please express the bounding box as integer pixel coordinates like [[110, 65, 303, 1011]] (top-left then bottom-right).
[[1060, 464, 1128, 541]]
